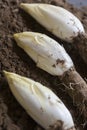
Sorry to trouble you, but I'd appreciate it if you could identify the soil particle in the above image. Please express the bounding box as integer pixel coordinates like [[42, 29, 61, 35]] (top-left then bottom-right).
[[48, 120, 63, 130], [0, 0, 87, 130], [56, 59, 65, 65]]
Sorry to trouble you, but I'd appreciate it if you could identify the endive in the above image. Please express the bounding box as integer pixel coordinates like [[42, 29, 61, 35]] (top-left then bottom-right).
[[20, 3, 84, 42], [14, 32, 73, 76], [20, 3, 87, 64], [14, 32, 87, 121], [4, 71, 75, 130]]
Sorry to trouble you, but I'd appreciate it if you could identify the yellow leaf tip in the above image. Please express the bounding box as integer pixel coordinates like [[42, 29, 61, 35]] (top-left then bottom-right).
[[3, 70, 8, 75], [13, 33, 19, 39], [20, 3, 29, 10], [20, 3, 25, 8], [3, 70, 11, 80]]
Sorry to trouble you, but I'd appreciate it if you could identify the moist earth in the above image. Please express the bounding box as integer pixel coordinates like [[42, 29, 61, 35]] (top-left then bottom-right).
[[0, 0, 87, 130]]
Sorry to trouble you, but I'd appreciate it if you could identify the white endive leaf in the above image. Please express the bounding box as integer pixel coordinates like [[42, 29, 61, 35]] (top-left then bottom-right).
[[4, 71, 75, 130], [14, 32, 73, 76], [20, 3, 85, 42]]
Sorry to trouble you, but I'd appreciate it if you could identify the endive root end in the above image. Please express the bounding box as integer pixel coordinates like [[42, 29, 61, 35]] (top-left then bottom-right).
[[61, 68, 87, 121]]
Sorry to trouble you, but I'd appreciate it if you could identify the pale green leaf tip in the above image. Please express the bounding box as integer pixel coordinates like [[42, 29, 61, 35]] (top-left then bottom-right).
[[20, 3, 29, 10], [13, 33, 19, 40], [20, 3, 25, 8], [3, 70, 8, 75], [3, 70, 10, 80]]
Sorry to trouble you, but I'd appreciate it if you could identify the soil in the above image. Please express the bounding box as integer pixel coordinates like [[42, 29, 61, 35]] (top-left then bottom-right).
[[0, 0, 87, 130], [73, 34, 87, 65]]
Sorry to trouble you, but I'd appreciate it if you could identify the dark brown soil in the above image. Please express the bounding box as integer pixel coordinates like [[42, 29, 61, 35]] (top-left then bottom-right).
[[0, 0, 87, 130], [73, 33, 87, 65]]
